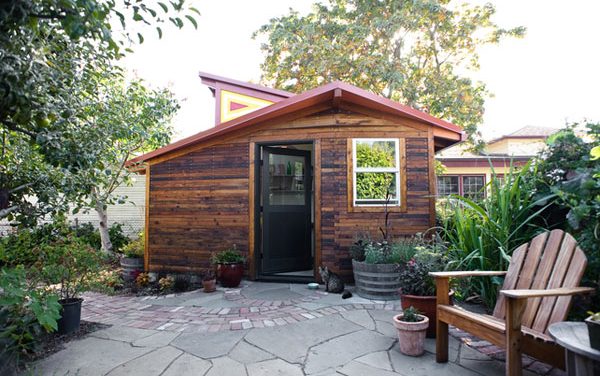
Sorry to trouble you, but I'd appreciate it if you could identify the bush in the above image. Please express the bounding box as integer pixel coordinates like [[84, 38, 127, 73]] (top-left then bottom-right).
[[354, 236, 423, 265], [0, 267, 61, 371], [0, 222, 62, 267], [121, 233, 144, 258], [173, 274, 191, 292], [398, 246, 446, 296], [73, 222, 129, 253], [439, 162, 554, 308], [35, 235, 104, 300], [211, 246, 245, 264]]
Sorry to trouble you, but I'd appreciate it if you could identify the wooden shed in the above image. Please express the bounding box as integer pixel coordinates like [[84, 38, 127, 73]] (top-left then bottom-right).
[[127, 73, 463, 282]]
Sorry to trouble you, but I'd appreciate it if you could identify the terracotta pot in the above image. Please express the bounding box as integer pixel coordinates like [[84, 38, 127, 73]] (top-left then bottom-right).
[[392, 313, 429, 356], [202, 279, 217, 293], [217, 263, 244, 287], [399, 290, 454, 338]]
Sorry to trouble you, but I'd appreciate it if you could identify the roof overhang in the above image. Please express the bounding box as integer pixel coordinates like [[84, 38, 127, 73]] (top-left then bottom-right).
[[127, 81, 464, 167]]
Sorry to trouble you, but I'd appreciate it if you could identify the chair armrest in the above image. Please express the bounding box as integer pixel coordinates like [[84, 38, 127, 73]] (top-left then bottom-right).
[[501, 287, 595, 299], [429, 271, 507, 279]]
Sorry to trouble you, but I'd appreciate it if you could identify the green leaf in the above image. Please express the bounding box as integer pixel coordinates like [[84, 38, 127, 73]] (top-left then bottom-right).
[[185, 15, 198, 29], [137, 33, 144, 44], [591, 146, 600, 160], [158, 2, 169, 13], [156, 27, 163, 39]]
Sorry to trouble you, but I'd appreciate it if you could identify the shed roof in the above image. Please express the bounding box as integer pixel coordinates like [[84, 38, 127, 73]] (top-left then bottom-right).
[[127, 80, 464, 166]]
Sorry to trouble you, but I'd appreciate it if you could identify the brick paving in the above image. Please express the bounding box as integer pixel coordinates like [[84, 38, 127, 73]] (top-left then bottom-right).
[[82, 288, 401, 334]]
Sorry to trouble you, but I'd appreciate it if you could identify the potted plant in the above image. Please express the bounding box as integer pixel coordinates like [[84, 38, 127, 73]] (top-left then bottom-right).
[[586, 311, 600, 350], [36, 235, 102, 334], [120, 233, 144, 282], [202, 268, 217, 293], [398, 245, 452, 338], [211, 246, 245, 288], [351, 236, 420, 300], [392, 306, 429, 356]]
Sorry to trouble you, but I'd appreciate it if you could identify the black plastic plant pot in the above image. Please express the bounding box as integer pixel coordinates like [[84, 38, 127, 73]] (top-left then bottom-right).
[[57, 298, 83, 335], [586, 317, 600, 350]]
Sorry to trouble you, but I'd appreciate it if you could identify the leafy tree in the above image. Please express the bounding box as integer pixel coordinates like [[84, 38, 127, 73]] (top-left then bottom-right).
[[254, 0, 525, 143], [72, 76, 177, 253], [0, 0, 196, 225]]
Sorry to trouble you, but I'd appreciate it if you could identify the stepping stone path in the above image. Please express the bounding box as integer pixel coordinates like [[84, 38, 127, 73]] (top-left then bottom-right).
[[32, 281, 564, 376]]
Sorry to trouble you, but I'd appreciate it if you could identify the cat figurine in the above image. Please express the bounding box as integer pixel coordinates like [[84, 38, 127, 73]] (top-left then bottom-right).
[[319, 266, 351, 298]]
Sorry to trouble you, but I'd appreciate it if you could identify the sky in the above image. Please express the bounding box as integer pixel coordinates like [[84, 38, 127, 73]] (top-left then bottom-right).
[[123, 0, 600, 142]]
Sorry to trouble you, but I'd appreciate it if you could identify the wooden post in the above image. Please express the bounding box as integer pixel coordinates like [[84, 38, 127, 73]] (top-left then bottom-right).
[[435, 277, 450, 363], [505, 296, 526, 376]]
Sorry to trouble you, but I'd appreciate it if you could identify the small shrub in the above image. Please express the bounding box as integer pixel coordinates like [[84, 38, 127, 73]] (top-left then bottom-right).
[[108, 223, 129, 253], [91, 269, 123, 293], [211, 245, 245, 264], [0, 267, 61, 370], [35, 235, 104, 300], [73, 222, 102, 250], [158, 276, 174, 292], [398, 246, 447, 296], [122, 233, 144, 258], [399, 306, 424, 322], [135, 272, 150, 288], [362, 237, 422, 265]]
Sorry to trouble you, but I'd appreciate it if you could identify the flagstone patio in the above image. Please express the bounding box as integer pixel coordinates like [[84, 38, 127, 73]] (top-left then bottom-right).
[[31, 281, 563, 375]]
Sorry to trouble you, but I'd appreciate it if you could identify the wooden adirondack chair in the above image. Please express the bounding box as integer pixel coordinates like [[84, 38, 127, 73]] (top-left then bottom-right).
[[430, 230, 594, 376]]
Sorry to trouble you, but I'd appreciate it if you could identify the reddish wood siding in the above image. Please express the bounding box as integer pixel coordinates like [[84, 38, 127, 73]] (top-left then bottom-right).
[[146, 111, 434, 279], [148, 143, 249, 272]]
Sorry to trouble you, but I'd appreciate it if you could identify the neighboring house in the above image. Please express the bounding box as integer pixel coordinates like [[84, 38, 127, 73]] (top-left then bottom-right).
[[0, 179, 146, 237], [127, 73, 463, 282], [435, 126, 557, 200]]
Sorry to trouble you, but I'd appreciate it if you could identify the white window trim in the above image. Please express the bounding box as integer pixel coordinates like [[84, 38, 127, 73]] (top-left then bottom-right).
[[352, 138, 401, 207]]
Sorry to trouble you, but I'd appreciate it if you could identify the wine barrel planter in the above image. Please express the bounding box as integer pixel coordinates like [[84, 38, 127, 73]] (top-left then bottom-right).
[[121, 256, 143, 282], [352, 259, 401, 300]]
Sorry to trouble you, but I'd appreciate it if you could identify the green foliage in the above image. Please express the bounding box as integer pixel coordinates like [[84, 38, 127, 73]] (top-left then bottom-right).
[[439, 163, 554, 308], [400, 306, 424, 323], [534, 123, 600, 316], [398, 246, 447, 296], [255, 0, 525, 145], [0, 266, 61, 369], [73, 222, 102, 250], [35, 235, 103, 299], [121, 233, 144, 258], [0, 0, 189, 226], [211, 246, 245, 265], [354, 236, 423, 265], [355, 141, 397, 201]]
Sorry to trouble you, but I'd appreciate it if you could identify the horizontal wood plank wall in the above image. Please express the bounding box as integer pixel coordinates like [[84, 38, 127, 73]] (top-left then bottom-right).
[[148, 142, 249, 272], [147, 111, 433, 278]]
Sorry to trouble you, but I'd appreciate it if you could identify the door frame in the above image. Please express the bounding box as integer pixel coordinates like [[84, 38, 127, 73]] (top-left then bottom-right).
[[252, 140, 316, 282]]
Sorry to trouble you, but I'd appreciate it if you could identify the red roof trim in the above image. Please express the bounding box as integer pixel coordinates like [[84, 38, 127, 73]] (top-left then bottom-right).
[[127, 81, 463, 166], [199, 71, 293, 99]]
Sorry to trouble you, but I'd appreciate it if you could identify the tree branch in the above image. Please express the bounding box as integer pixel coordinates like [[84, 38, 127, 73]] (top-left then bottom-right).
[[0, 205, 19, 219]]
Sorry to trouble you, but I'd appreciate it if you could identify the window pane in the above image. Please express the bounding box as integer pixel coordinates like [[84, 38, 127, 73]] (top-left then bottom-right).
[[462, 176, 485, 200], [437, 176, 459, 196], [267, 153, 305, 205], [356, 172, 397, 203], [355, 140, 396, 168]]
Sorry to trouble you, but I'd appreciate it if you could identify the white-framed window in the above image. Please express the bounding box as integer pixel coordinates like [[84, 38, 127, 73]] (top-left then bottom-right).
[[436, 174, 486, 200], [352, 138, 400, 206]]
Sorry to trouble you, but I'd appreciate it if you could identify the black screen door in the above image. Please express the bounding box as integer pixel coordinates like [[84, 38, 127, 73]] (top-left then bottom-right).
[[261, 147, 311, 274]]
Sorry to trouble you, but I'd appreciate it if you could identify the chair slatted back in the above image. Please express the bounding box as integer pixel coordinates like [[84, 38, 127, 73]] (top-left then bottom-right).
[[492, 230, 587, 334]]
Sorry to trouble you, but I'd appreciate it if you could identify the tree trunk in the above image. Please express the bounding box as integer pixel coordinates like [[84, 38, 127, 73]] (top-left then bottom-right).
[[95, 201, 113, 254], [91, 186, 113, 254]]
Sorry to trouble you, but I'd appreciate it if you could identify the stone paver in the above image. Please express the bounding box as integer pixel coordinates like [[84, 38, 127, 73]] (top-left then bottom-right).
[[31, 281, 564, 376]]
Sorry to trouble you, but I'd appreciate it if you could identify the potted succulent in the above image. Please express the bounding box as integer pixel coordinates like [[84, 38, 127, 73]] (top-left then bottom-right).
[[392, 306, 429, 356], [36, 236, 102, 334], [398, 245, 452, 338], [120, 233, 144, 282], [211, 245, 245, 288], [586, 311, 600, 350], [202, 268, 217, 293]]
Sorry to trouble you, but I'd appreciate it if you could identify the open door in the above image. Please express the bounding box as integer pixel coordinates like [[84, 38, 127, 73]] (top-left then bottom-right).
[[261, 146, 312, 275]]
